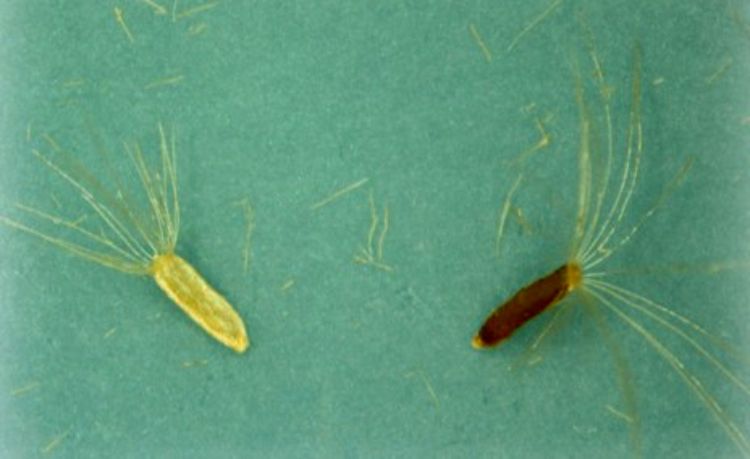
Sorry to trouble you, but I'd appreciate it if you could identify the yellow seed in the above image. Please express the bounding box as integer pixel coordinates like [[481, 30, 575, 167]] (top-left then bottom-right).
[[152, 253, 248, 353], [2, 124, 250, 353]]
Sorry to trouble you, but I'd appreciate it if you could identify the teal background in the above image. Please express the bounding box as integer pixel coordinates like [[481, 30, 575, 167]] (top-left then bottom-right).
[[1, 1, 749, 458]]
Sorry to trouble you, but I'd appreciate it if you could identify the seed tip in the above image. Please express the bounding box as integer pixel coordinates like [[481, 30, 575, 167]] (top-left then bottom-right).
[[471, 335, 487, 349], [232, 335, 249, 353]]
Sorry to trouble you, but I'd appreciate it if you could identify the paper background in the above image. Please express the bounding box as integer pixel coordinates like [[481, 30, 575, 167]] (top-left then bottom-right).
[[1, 1, 748, 457]]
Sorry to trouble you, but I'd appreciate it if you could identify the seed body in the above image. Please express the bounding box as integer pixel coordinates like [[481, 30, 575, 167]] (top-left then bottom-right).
[[473, 263, 582, 349], [151, 253, 248, 353]]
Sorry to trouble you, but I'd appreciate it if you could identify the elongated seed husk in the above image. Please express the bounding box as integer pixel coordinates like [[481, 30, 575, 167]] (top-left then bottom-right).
[[151, 253, 248, 352]]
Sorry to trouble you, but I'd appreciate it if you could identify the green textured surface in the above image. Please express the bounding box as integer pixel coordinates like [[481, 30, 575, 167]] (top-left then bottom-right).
[[1, 1, 749, 458]]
